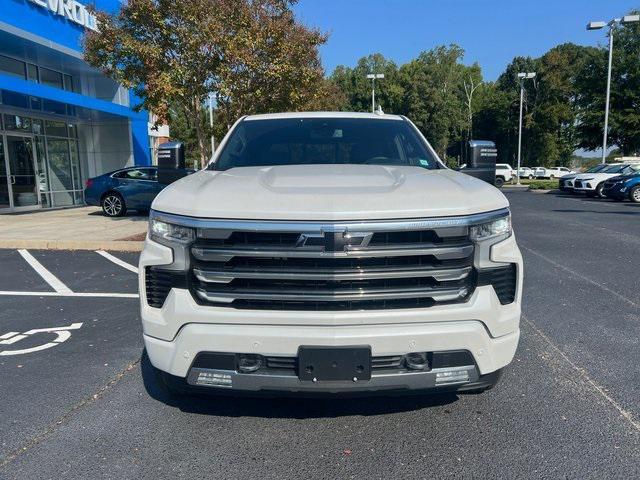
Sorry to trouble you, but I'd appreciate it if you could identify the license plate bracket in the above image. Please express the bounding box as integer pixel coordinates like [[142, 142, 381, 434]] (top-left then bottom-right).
[[297, 346, 371, 382]]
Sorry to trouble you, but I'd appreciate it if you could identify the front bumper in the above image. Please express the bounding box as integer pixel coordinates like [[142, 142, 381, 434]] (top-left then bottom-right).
[[140, 231, 522, 393], [602, 185, 627, 199], [144, 320, 520, 385]]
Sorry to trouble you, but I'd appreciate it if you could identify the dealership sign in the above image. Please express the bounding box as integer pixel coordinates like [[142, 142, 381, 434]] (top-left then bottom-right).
[[28, 0, 98, 31]]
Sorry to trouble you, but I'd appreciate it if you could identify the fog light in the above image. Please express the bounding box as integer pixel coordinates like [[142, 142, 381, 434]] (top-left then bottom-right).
[[435, 367, 470, 385], [238, 354, 263, 373], [405, 352, 428, 370], [196, 371, 232, 387]]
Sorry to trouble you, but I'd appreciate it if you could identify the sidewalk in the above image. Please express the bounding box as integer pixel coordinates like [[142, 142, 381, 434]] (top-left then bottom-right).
[[0, 207, 147, 251]]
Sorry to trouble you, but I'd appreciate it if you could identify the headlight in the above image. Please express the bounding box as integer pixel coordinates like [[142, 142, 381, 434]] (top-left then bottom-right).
[[470, 215, 511, 242], [150, 218, 195, 245]]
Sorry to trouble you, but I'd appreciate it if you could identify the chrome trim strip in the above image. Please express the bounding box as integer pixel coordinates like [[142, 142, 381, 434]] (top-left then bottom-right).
[[194, 286, 468, 303], [193, 266, 472, 283], [150, 208, 510, 233], [187, 365, 478, 391], [191, 244, 474, 261]]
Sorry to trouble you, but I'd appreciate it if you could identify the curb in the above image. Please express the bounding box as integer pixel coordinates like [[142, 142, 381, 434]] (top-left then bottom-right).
[[529, 189, 560, 194], [0, 239, 144, 252]]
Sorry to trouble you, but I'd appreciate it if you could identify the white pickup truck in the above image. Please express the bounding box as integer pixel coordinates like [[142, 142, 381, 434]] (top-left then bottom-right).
[[140, 112, 523, 396]]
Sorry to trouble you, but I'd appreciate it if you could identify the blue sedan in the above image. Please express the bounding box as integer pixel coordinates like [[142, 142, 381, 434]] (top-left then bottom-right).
[[602, 172, 640, 203], [84, 166, 180, 217]]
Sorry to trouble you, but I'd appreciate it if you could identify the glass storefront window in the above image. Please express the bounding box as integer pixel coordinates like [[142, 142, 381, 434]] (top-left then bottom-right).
[[40, 68, 64, 89], [63, 75, 74, 92], [27, 64, 39, 82], [32, 119, 44, 135], [34, 136, 49, 195], [69, 140, 81, 191], [30, 96, 43, 111], [46, 138, 74, 208], [4, 114, 31, 132], [44, 120, 67, 137], [2, 115, 83, 209], [0, 54, 25, 79]]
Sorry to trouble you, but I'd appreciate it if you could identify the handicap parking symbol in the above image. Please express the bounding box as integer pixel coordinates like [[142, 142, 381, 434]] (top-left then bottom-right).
[[0, 323, 83, 356]]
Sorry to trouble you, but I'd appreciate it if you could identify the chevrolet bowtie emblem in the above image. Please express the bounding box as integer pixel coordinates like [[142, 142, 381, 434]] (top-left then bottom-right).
[[296, 230, 373, 252]]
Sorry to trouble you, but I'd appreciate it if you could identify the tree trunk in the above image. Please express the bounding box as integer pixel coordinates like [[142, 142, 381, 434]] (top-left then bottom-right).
[[192, 96, 209, 169]]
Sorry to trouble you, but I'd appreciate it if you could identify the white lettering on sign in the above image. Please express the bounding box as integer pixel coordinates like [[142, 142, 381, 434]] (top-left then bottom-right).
[[28, 0, 98, 31]]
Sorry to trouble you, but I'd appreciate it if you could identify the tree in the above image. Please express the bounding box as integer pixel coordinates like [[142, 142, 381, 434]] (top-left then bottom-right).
[[84, 0, 331, 168], [330, 54, 404, 113], [576, 13, 640, 156], [398, 45, 469, 160]]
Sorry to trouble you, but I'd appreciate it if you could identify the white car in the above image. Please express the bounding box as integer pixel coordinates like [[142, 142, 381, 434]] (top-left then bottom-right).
[[535, 167, 574, 179], [559, 164, 608, 191], [573, 163, 640, 197], [140, 112, 523, 397], [495, 163, 515, 186], [518, 167, 535, 179]]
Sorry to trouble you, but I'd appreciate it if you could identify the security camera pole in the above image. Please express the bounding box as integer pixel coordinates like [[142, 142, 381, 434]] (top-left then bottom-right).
[[366, 73, 384, 113], [587, 15, 640, 163], [516, 72, 536, 186]]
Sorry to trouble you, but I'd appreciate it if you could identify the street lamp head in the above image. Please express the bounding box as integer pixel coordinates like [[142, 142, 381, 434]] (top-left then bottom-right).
[[366, 73, 385, 79], [622, 15, 640, 24], [517, 72, 536, 80], [587, 21, 606, 30]]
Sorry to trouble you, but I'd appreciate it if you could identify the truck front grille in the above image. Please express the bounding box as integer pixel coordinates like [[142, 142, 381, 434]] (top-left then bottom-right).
[[188, 220, 476, 311]]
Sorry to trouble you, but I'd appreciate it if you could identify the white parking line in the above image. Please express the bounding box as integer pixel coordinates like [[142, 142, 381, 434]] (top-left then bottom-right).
[[0, 291, 138, 298], [95, 250, 139, 274], [18, 249, 72, 294]]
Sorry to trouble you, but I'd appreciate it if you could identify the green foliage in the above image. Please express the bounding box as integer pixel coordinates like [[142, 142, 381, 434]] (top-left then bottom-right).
[[527, 180, 559, 190], [84, 0, 339, 167], [576, 13, 640, 155]]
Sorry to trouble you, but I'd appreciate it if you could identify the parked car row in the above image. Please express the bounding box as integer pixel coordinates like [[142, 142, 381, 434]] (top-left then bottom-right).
[[495, 164, 576, 186], [559, 162, 640, 202]]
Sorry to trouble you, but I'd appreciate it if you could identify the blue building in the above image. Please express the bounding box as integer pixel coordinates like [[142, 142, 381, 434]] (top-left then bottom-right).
[[0, 0, 166, 212]]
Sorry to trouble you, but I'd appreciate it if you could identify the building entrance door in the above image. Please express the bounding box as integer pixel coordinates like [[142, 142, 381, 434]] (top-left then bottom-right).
[[1, 134, 41, 212]]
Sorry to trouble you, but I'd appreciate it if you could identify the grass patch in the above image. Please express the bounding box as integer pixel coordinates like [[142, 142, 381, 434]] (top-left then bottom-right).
[[526, 180, 558, 190]]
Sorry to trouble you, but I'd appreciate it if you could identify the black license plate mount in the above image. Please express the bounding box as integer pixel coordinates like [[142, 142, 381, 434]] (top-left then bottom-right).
[[297, 346, 371, 382]]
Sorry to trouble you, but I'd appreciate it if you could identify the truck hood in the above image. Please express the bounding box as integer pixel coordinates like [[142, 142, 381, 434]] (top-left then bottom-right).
[[152, 165, 508, 221]]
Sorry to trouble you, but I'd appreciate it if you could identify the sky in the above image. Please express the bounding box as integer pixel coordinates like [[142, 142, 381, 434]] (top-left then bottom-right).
[[294, 0, 639, 81]]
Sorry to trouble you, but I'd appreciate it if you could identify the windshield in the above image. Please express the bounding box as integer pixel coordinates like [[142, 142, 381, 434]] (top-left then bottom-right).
[[211, 118, 441, 171], [585, 164, 607, 173], [603, 165, 629, 174]]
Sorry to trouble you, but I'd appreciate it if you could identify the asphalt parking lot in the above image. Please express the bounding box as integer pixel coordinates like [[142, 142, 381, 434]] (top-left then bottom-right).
[[0, 190, 638, 479]]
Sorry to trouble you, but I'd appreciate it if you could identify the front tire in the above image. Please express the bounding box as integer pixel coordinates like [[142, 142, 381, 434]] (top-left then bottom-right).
[[595, 183, 605, 198], [495, 177, 505, 188], [101, 192, 127, 217], [630, 186, 640, 203]]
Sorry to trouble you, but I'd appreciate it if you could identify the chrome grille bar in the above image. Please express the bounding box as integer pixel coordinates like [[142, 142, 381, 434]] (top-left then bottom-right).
[[195, 286, 469, 304], [193, 265, 472, 283], [192, 244, 473, 262]]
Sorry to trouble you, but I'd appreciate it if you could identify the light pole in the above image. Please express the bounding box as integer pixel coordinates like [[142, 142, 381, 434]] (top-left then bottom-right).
[[587, 15, 640, 163], [366, 73, 384, 113], [208, 92, 216, 157], [516, 72, 536, 186]]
